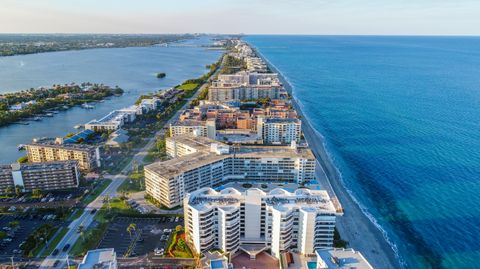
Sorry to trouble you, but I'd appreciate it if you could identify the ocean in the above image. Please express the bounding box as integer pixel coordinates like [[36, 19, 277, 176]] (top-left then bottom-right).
[[0, 36, 222, 162], [246, 35, 480, 269]]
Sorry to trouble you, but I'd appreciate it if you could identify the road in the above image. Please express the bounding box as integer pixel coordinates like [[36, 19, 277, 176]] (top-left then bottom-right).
[[39, 56, 224, 269]]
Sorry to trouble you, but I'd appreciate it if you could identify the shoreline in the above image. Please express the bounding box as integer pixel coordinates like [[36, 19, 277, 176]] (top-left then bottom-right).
[[251, 45, 403, 269]]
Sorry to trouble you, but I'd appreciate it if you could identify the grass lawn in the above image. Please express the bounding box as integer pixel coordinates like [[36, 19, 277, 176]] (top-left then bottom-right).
[[177, 83, 198, 91], [69, 208, 84, 221], [70, 222, 108, 257], [118, 170, 145, 193], [82, 179, 112, 205], [40, 226, 69, 257]]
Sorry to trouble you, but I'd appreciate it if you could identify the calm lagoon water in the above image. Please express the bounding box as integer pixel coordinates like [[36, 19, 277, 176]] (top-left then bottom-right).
[[246, 35, 480, 269], [0, 37, 222, 162]]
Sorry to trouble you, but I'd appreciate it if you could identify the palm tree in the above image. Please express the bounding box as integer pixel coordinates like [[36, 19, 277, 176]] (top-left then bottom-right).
[[4, 186, 13, 196], [78, 225, 85, 242], [103, 195, 111, 211], [126, 223, 137, 239], [14, 185, 23, 197]]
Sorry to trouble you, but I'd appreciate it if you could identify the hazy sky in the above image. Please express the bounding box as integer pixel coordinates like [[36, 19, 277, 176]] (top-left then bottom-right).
[[1, 0, 479, 35]]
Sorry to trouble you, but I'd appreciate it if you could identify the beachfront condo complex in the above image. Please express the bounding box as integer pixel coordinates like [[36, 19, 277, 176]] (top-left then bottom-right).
[[184, 187, 339, 258], [145, 135, 316, 208]]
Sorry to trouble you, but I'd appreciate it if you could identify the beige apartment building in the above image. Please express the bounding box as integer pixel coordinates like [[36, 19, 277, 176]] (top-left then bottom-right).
[[26, 138, 100, 171]]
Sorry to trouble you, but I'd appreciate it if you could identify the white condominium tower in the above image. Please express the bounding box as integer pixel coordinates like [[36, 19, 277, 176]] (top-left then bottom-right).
[[184, 187, 340, 258], [257, 117, 302, 145], [145, 135, 316, 208]]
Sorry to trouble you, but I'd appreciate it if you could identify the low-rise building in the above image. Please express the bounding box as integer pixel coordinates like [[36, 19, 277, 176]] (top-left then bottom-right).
[[78, 248, 117, 269], [26, 138, 100, 171], [184, 187, 339, 258], [0, 161, 80, 193], [315, 248, 373, 269], [145, 136, 315, 208], [85, 98, 158, 132]]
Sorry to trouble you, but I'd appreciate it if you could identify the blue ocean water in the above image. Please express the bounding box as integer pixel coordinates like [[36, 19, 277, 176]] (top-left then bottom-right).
[[246, 35, 480, 269]]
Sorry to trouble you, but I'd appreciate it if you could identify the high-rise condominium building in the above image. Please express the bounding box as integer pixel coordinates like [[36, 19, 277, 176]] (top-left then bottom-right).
[[257, 117, 302, 145], [145, 135, 316, 208], [0, 161, 80, 193], [184, 187, 339, 258]]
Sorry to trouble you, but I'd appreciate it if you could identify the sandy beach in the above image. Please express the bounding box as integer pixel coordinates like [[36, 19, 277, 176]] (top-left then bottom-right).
[[256, 49, 402, 269]]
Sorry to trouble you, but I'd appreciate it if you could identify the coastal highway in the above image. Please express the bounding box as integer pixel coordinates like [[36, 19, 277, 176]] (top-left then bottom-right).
[[40, 55, 225, 269]]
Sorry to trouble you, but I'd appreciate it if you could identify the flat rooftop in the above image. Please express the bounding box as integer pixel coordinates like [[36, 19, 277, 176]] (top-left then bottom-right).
[[146, 143, 314, 178], [27, 139, 97, 150], [167, 135, 219, 151], [78, 248, 116, 269], [187, 187, 336, 214], [170, 119, 207, 126], [316, 248, 373, 269]]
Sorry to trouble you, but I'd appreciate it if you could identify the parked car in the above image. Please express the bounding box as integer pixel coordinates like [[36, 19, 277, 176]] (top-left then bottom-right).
[[62, 244, 70, 252], [52, 249, 59, 255]]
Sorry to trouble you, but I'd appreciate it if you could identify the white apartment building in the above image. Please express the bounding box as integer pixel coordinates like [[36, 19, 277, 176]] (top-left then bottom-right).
[[165, 135, 229, 158], [184, 187, 339, 258], [208, 72, 285, 102], [257, 117, 302, 145], [145, 136, 316, 208], [85, 98, 158, 132], [169, 119, 217, 140]]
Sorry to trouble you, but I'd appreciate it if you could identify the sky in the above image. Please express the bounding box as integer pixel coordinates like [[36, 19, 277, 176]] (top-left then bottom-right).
[[1, 0, 480, 35]]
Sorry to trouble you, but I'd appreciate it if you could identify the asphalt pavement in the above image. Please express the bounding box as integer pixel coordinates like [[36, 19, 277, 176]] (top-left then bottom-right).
[[39, 57, 223, 269]]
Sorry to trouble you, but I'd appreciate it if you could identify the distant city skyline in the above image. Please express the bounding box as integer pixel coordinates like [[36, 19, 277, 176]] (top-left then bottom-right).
[[1, 0, 480, 35]]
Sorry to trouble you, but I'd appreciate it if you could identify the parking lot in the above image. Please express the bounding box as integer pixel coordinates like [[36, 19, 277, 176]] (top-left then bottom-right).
[[0, 213, 63, 260], [0, 190, 83, 209], [97, 216, 182, 258]]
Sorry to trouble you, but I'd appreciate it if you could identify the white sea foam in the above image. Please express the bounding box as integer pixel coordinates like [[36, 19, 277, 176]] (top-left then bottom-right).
[[251, 42, 407, 268]]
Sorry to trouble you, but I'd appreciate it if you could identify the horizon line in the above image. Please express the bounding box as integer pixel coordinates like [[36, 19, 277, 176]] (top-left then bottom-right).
[[1, 33, 480, 37]]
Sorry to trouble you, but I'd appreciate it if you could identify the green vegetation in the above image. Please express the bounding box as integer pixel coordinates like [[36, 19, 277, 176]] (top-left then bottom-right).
[[118, 169, 145, 193], [69, 208, 85, 221], [22, 224, 58, 257], [71, 196, 139, 257], [333, 228, 349, 248], [81, 179, 112, 205], [32, 188, 43, 198], [70, 222, 108, 257], [166, 227, 193, 258], [17, 155, 28, 163], [40, 227, 69, 257], [143, 136, 167, 163], [0, 84, 123, 127], [177, 83, 199, 91], [220, 55, 246, 74], [0, 34, 193, 56], [156, 72, 166, 78]]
